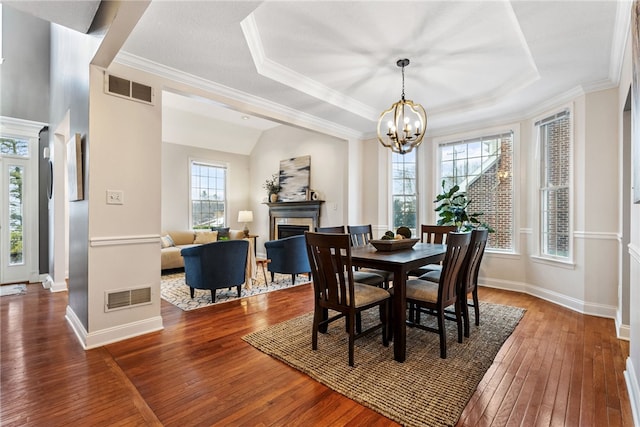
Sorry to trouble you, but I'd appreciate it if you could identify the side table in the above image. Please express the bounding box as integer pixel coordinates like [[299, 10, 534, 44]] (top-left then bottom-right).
[[255, 257, 271, 285]]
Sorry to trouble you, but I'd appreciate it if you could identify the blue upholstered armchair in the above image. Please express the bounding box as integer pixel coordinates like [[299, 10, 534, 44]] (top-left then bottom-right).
[[264, 234, 311, 284], [180, 239, 249, 302]]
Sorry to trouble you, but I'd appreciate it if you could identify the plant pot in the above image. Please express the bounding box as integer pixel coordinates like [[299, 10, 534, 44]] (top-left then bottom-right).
[[270, 193, 278, 203]]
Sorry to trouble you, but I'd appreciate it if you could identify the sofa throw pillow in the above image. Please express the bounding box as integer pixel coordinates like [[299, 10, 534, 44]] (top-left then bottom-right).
[[194, 230, 218, 244], [211, 227, 230, 240], [160, 234, 175, 248]]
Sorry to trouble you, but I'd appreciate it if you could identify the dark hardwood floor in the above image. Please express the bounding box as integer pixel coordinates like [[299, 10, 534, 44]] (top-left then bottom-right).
[[0, 281, 633, 426]]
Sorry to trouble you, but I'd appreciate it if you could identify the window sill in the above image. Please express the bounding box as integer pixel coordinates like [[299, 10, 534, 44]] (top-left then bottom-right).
[[530, 255, 576, 269]]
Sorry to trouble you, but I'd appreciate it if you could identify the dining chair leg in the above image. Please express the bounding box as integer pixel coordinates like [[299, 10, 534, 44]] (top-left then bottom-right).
[[348, 312, 356, 366], [462, 296, 471, 338], [437, 311, 447, 359], [381, 302, 389, 347], [312, 307, 322, 350], [472, 288, 480, 326], [455, 300, 463, 344]]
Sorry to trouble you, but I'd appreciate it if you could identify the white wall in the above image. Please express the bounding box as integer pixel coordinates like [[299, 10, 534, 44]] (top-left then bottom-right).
[[249, 125, 347, 256], [84, 62, 163, 346], [619, 24, 640, 424]]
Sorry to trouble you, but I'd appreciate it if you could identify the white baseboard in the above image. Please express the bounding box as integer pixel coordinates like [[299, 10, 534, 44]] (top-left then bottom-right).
[[65, 306, 163, 350], [625, 358, 640, 427], [49, 280, 68, 293], [480, 277, 618, 319]]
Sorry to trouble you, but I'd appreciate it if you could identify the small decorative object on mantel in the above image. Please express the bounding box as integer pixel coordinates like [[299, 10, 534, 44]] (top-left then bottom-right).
[[264, 173, 282, 203]]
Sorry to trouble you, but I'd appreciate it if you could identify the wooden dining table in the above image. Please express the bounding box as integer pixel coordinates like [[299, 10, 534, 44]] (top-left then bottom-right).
[[350, 242, 447, 362]]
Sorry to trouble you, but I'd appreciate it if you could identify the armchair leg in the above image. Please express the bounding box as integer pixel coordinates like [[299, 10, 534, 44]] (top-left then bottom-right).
[[270, 271, 275, 283], [291, 274, 296, 284], [236, 285, 241, 298], [210, 289, 216, 303], [190, 287, 195, 298]]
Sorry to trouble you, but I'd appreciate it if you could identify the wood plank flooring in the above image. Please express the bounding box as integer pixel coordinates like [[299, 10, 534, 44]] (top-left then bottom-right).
[[0, 281, 633, 426]]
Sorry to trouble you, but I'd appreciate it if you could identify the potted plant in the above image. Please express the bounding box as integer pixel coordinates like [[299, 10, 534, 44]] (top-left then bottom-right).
[[434, 180, 494, 232], [264, 173, 282, 203]]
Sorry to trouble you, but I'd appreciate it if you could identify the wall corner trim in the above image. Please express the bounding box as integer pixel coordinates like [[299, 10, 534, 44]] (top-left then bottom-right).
[[624, 358, 640, 427]]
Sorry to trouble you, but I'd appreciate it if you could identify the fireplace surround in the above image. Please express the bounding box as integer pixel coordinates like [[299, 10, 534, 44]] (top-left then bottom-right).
[[267, 201, 324, 240]]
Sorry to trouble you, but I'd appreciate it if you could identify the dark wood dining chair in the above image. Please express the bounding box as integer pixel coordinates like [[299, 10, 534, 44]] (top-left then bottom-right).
[[304, 231, 391, 366], [420, 228, 489, 338], [347, 224, 394, 288], [316, 225, 386, 288], [407, 224, 457, 277], [393, 232, 471, 358]]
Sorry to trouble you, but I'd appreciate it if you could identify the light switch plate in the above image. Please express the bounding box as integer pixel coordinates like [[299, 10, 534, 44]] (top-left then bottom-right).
[[106, 190, 124, 205]]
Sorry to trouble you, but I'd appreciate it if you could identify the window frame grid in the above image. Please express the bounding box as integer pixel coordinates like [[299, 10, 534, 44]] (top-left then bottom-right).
[[391, 149, 418, 237], [188, 159, 228, 230], [435, 129, 516, 253], [536, 109, 573, 262]]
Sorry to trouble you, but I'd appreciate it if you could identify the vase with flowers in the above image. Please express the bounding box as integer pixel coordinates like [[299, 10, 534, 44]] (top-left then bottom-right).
[[264, 173, 282, 203]]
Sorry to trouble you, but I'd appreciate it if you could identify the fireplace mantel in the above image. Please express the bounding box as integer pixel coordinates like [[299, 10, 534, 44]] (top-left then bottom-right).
[[266, 201, 324, 240]]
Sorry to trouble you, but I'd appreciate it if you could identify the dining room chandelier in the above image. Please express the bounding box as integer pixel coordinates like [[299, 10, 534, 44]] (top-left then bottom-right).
[[376, 59, 427, 155]]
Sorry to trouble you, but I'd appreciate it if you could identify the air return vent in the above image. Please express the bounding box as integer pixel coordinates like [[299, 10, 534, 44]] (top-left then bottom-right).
[[105, 73, 154, 105], [105, 287, 152, 312]]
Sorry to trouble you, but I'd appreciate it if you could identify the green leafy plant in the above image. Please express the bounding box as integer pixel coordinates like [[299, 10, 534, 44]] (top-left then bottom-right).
[[263, 173, 282, 195], [434, 180, 494, 232]]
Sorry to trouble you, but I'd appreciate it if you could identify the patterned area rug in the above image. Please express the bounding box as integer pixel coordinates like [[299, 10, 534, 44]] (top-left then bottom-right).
[[0, 284, 27, 297], [243, 302, 525, 427], [161, 271, 311, 311]]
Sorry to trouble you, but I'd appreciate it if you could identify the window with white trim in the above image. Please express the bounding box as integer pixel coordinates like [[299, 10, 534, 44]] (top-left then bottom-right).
[[438, 131, 514, 251], [391, 150, 417, 235], [190, 161, 226, 229], [537, 110, 571, 258]]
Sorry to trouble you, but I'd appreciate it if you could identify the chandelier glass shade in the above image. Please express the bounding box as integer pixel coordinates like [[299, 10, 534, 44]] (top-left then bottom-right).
[[376, 59, 427, 155]]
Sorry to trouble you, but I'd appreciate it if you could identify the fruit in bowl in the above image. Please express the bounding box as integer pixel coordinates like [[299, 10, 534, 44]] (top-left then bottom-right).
[[380, 227, 412, 240]]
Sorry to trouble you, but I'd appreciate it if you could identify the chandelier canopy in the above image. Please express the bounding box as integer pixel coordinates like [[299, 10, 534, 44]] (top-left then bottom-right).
[[376, 59, 427, 155]]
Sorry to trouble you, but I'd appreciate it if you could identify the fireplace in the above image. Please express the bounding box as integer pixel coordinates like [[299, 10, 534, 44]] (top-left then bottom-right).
[[277, 224, 310, 239], [267, 200, 324, 240]]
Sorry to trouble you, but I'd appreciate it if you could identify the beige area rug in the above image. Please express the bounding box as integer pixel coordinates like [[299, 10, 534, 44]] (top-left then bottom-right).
[[161, 271, 311, 311], [243, 302, 525, 427]]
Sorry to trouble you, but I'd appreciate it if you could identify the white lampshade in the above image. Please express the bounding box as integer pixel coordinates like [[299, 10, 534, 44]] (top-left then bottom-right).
[[238, 210, 253, 223]]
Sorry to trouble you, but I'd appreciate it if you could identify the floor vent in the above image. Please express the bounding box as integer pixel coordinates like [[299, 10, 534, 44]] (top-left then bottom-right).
[[105, 287, 152, 312], [105, 73, 154, 105]]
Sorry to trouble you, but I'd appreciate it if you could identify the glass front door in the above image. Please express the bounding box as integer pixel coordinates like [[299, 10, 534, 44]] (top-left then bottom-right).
[[1, 136, 33, 284]]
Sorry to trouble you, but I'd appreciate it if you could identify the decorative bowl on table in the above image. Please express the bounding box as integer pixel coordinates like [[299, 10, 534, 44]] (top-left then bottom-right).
[[370, 238, 420, 251]]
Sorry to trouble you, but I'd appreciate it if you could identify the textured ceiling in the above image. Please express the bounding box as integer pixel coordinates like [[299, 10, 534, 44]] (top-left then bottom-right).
[[119, 1, 627, 138], [7, 1, 630, 141]]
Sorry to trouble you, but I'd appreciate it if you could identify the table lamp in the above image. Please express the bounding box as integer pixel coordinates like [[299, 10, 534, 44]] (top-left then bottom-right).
[[238, 210, 253, 237]]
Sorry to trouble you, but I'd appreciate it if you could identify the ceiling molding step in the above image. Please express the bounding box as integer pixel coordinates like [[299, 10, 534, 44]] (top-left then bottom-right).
[[609, 0, 633, 85], [114, 51, 363, 140], [240, 11, 379, 122], [0, 116, 48, 137]]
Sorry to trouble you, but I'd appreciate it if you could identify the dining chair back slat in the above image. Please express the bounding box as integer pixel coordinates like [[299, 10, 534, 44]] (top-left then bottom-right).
[[459, 228, 489, 336], [420, 225, 457, 244], [304, 231, 390, 366]]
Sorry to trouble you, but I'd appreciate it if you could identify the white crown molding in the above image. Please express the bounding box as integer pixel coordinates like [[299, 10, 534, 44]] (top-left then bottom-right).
[[609, 0, 633, 85], [114, 51, 363, 140], [0, 116, 47, 137], [240, 12, 380, 122]]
